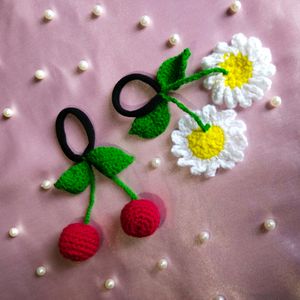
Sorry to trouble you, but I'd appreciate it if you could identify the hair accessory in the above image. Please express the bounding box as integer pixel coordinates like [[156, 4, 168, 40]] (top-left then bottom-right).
[[112, 47, 250, 177], [112, 48, 228, 139], [55, 107, 162, 261]]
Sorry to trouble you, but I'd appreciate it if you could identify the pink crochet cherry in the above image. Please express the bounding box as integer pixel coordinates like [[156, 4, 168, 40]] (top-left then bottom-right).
[[59, 223, 100, 261], [120, 199, 160, 237]]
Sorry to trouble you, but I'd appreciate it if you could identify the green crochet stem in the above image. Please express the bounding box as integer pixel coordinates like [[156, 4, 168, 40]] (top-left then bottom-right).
[[110, 175, 139, 200], [162, 94, 211, 132], [160, 67, 228, 132], [84, 166, 96, 224], [165, 67, 228, 92]]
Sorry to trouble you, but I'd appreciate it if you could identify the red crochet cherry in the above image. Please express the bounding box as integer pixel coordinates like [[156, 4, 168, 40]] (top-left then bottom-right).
[[120, 199, 160, 238], [59, 223, 100, 261]]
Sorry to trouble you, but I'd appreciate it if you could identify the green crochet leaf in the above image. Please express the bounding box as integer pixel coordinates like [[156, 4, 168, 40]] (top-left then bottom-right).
[[86, 146, 134, 178], [156, 48, 191, 91], [55, 161, 91, 194], [129, 100, 170, 139]]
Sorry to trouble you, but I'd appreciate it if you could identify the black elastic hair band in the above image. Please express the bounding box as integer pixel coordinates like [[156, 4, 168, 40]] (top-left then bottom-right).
[[112, 73, 162, 118], [56, 107, 95, 163]]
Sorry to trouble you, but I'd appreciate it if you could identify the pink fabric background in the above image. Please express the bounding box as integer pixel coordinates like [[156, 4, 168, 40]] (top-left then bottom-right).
[[1, 0, 300, 299]]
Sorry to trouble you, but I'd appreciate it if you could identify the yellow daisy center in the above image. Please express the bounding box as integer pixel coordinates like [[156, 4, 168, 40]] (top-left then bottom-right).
[[218, 52, 253, 89], [187, 125, 225, 160]]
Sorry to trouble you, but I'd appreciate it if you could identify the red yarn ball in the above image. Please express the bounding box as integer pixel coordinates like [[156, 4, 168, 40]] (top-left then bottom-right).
[[120, 199, 160, 238], [59, 223, 100, 261]]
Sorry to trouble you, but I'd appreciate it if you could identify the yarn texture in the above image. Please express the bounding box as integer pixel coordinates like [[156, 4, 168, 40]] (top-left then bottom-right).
[[85, 146, 134, 178], [129, 101, 170, 139], [59, 223, 100, 261], [157, 48, 191, 91], [55, 161, 91, 194], [120, 199, 160, 237]]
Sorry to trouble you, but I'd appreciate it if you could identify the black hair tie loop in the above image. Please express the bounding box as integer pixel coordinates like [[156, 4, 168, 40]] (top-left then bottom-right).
[[56, 107, 95, 163], [112, 73, 163, 118]]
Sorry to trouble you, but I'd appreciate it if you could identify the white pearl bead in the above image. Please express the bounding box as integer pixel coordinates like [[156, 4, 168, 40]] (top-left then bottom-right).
[[139, 15, 151, 27], [78, 60, 89, 72], [35, 69, 46, 80], [230, 1, 241, 13], [41, 180, 52, 190], [36, 266, 47, 277], [264, 218, 276, 231], [44, 9, 55, 21], [92, 4, 104, 17], [168, 34, 180, 46], [104, 278, 115, 289], [214, 296, 226, 300], [2, 108, 14, 118], [8, 227, 19, 238], [270, 96, 282, 108], [157, 258, 168, 270], [151, 157, 161, 168], [197, 231, 210, 243]]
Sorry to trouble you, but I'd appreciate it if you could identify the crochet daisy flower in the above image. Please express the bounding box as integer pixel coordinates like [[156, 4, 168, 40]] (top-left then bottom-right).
[[171, 105, 247, 177], [201, 33, 276, 108]]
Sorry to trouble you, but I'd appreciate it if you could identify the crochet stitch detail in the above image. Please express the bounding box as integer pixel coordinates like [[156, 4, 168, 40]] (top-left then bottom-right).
[[129, 101, 170, 139], [59, 223, 100, 261], [85, 146, 134, 178], [120, 199, 160, 238], [55, 161, 91, 194]]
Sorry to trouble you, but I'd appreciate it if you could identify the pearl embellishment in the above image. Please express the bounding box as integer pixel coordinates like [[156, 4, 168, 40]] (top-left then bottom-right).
[[157, 258, 168, 270], [214, 296, 226, 300], [41, 180, 52, 190], [104, 278, 115, 289], [168, 34, 180, 46], [78, 60, 89, 72], [230, 1, 241, 13], [44, 9, 55, 21], [92, 5, 104, 17], [197, 231, 210, 243], [264, 218, 276, 231], [151, 157, 161, 168], [35, 70, 46, 80], [270, 96, 282, 108], [8, 227, 19, 238], [36, 266, 47, 277], [2, 108, 14, 118], [139, 15, 151, 27]]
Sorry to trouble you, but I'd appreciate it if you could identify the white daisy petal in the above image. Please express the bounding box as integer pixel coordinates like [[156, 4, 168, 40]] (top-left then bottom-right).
[[171, 105, 247, 177], [202, 33, 276, 109], [171, 130, 187, 144], [231, 33, 248, 55], [253, 64, 276, 77], [201, 53, 224, 68], [246, 37, 263, 61], [242, 84, 264, 100], [212, 81, 225, 105], [224, 87, 237, 109], [220, 108, 236, 118], [214, 42, 231, 54], [240, 88, 253, 108], [248, 76, 272, 91], [232, 87, 247, 106], [171, 146, 190, 158], [178, 116, 195, 133], [203, 75, 218, 90], [258, 47, 272, 64]]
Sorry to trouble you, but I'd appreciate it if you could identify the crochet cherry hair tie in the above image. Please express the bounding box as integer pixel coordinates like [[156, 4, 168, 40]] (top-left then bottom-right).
[[55, 108, 161, 261], [112, 48, 228, 139]]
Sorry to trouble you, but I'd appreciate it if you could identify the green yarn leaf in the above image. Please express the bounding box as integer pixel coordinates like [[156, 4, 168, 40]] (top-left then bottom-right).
[[156, 48, 191, 91], [55, 161, 91, 194], [86, 146, 134, 178], [129, 100, 170, 139]]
